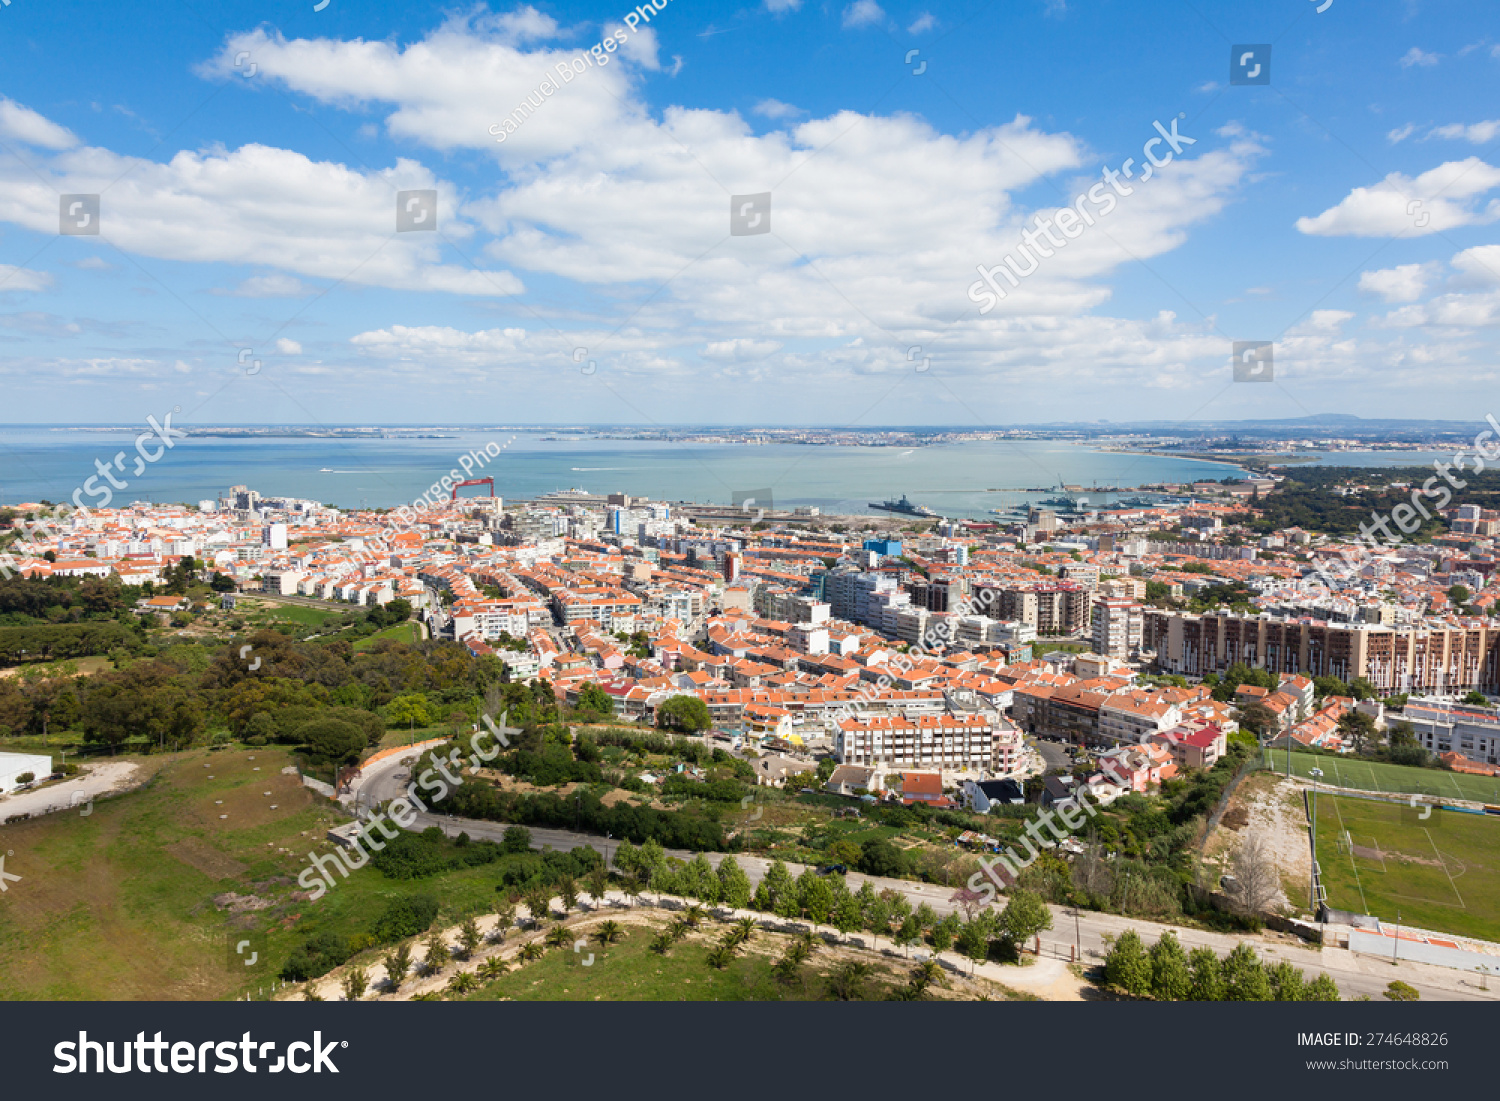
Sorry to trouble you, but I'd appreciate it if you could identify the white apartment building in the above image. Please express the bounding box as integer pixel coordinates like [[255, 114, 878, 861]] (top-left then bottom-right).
[[835, 713, 1020, 775], [1092, 597, 1144, 659]]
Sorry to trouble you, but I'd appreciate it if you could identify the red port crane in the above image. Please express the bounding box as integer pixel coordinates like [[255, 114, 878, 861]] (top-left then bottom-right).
[[450, 477, 495, 500]]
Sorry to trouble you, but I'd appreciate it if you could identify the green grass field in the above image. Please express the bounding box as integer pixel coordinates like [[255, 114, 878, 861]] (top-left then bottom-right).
[[1268, 749, 1500, 804], [1312, 792, 1500, 943], [0, 745, 502, 1000], [353, 622, 421, 652], [238, 599, 345, 628]]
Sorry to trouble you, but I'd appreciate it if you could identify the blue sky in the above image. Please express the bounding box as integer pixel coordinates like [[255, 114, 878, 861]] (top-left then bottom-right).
[[0, 0, 1496, 426]]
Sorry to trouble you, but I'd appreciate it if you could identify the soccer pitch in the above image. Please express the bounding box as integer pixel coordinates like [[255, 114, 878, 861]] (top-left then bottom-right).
[[1311, 793, 1500, 944], [1268, 749, 1500, 804]]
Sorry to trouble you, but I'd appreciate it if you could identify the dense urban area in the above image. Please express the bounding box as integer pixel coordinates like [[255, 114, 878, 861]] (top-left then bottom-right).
[[3, 455, 1500, 1005]]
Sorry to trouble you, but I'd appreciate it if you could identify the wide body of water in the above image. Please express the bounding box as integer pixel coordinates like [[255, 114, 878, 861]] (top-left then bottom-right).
[[0, 427, 1441, 518]]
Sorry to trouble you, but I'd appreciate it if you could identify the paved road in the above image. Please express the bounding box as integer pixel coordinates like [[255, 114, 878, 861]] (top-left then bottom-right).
[[346, 746, 1500, 1003], [411, 812, 1498, 1003], [1033, 738, 1072, 774], [0, 761, 140, 820]]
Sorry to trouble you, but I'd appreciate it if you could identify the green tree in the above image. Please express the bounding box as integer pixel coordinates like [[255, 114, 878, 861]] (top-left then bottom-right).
[[458, 917, 482, 960], [1103, 929, 1152, 996], [894, 915, 922, 956], [832, 891, 864, 942], [341, 967, 368, 1001], [717, 856, 753, 910], [383, 943, 412, 991], [1222, 943, 1271, 1001], [1149, 931, 1192, 1001], [302, 717, 367, 763], [1306, 973, 1342, 1002], [1337, 710, 1377, 755], [682, 853, 721, 904], [857, 838, 907, 877], [422, 932, 449, 974], [797, 871, 836, 925], [1187, 946, 1223, 1001], [656, 694, 711, 733], [1267, 960, 1307, 1001], [761, 860, 796, 915], [1447, 584, 1471, 609], [1000, 889, 1053, 948], [1238, 702, 1278, 740], [576, 682, 615, 716], [384, 693, 434, 729], [1383, 980, 1421, 1001], [929, 914, 959, 953]]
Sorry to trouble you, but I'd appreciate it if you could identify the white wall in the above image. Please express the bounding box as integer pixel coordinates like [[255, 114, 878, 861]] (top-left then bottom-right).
[[0, 752, 53, 793]]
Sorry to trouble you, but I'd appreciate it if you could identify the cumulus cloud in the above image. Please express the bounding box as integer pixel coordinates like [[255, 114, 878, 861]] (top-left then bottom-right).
[[0, 112, 523, 297], [1386, 123, 1416, 143], [274, 338, 303, 354], [1294, 158, 1500, 236], [0, 97, 77, 149], [842, 1, 885, 29], [908, 12, 936, 33], [1359, 262, 1441, 303]]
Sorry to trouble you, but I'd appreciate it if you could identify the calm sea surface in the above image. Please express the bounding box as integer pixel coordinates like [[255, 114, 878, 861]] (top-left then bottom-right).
[[0, 427, 1434, 517]]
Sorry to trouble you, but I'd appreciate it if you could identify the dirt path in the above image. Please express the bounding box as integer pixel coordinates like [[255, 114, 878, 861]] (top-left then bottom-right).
[[0, 761, 142, 820]]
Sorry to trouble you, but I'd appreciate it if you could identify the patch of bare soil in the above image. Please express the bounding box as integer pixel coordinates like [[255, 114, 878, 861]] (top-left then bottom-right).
[[1207, 772, 1311, 912], [167, 838, 248, 880]]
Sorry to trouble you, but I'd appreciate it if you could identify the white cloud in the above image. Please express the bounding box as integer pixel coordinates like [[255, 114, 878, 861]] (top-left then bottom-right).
[[753, 98, 803, 120], [606, 23, 662, 70], [1451, 245, 1500, 285], [842, 1, 885, 29], [217, 273, 315, 298], [1386, 123, 1416, 143], [0, 97, 77, 149], [198, 21, 640, 161], [1430, 119, 1500, 143], [908, 12, 936, 33], [0, 110, 523, 297], [1399, 47, 1440, 68], [0, 266, 52, 293], [764, 0, 801, 10], [1358, 262, 1440, 303], [1294, 158, 1500, 236], [702, 338, 783, 360], [274, 338, 303, 354]]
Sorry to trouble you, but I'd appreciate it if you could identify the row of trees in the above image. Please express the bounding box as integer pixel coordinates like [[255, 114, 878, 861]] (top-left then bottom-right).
[[1103, 929, 1340, 1000]]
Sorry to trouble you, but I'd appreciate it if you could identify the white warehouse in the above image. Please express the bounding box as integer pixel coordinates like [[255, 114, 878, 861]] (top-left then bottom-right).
[[0, 752, 52, 794]]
